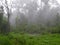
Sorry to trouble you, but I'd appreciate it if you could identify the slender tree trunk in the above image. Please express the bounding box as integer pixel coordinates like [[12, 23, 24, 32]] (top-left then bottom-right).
[[5, 0, 10, 33], [7, 12, 10, 33]]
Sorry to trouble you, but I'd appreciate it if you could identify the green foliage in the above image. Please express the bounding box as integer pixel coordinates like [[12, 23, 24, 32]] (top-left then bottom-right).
[[0, 17, 8, 34], [47, 26, 60, 33], [0, 33, 60, 45], [0, 35, 10, 45]]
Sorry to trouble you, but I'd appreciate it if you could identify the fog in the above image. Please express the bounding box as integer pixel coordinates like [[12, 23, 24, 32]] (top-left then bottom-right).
[[0, 0, 60, 25]]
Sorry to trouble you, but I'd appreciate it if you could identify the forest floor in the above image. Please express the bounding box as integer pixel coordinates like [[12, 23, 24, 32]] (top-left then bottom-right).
[[0, 33, 60, 45]]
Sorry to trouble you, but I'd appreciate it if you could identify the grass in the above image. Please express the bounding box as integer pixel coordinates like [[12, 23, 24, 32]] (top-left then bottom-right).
[[0, 33, 60, 45]]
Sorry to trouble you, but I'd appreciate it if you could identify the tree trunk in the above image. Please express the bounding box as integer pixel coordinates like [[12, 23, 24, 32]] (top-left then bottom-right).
[[5, 0, 10, 33]]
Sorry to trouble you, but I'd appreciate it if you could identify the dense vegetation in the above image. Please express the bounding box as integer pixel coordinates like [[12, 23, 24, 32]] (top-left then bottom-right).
[[0, 33, 60, 45], [0, 0, 60, 45]]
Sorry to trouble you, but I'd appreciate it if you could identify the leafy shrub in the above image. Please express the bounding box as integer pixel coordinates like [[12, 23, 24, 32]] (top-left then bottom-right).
[[0, 33, 60, 45]]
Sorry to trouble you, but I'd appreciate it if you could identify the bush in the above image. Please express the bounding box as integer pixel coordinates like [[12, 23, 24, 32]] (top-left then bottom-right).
[[0, 33, 60, 45]]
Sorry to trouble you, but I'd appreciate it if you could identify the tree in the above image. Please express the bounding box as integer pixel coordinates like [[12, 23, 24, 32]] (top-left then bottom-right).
[[55, 13, 60, 26], [0, 5, 8, 34], [5, 0, 11, 33], [24, 1, 38, 23], [0, 6, 4, 33]]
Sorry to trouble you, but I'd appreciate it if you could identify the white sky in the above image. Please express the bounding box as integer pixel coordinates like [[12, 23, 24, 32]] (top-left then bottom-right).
[[57, 0, 60, 4], [6, 0, 60, 7], [1, 0, 60, 5], [0, 0, 60, 17], [1, 0, 60, 13]]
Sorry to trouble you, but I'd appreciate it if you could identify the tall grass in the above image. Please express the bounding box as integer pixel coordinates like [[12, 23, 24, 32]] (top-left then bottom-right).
[[0, 33, 60, 45]]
